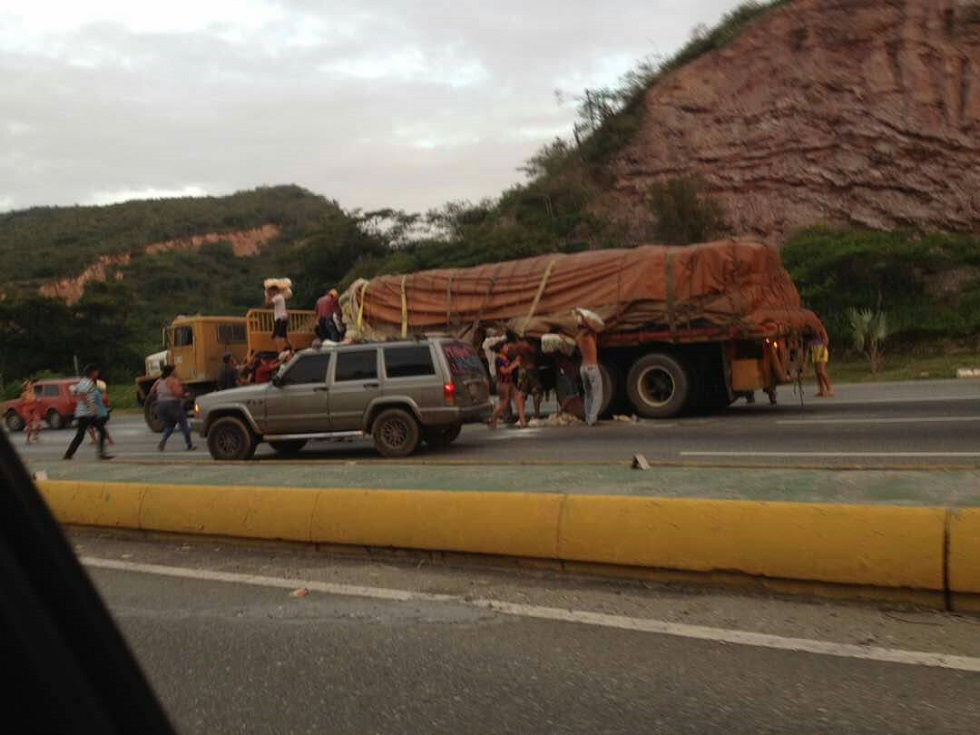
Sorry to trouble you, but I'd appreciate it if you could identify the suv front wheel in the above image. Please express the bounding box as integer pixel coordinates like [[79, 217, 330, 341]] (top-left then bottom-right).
[[207, 416, 257, 461], [372, 408, 421, 458]]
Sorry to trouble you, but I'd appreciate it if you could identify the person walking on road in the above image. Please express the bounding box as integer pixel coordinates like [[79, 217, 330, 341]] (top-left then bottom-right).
[[574, 309, 603, 427], [63, 364, 113, 460], [810, 327, 835, 397], [488, 344, 526, 429], [88, 378, 115, 445], [21, 380, 42, 444], [151, 364, 195, 452]]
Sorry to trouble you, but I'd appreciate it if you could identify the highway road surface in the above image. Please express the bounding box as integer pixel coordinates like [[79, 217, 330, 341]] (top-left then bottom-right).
[[76, 531, 980, 735], [11, 378, 980, 469]]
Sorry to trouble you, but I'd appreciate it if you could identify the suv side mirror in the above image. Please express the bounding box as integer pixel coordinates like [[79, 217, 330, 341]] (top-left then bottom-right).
[[272, 374, 283, 388]]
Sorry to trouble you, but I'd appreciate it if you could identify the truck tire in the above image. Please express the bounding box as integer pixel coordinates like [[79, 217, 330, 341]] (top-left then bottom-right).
[[45, 409, 66, 430], [269, 439, 308, 455], [626, 353, 691, 419], [143, 395, 165, 433], [5, 411, 25, 432], [422, 424, 461, 449], [206, 416, 257, 461], [598, 361, 620, 417], [372, 408, 421, 458]]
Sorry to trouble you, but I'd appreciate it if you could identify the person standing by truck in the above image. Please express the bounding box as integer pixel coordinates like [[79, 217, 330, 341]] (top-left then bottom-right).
[[574, 309, 603, 427], [315, 288, 344, 343], [151, 365, 195, 452], [63, 364, 113, 461]]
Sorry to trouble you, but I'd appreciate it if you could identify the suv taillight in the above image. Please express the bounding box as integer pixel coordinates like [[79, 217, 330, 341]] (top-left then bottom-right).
[[443, 382, 457, 406]]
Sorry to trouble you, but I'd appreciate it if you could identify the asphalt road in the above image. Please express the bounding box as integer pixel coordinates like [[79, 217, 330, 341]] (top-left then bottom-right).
[[11, 379, 980, 468], [76, 531, 980, 735]]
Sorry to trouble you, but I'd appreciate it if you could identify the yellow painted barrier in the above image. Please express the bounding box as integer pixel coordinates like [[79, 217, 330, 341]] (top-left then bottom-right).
[[949, 508, 980, 595], [38, 480, 144, 530], [558, 496, 946, 591], [37, 481, 952, 595], [140, 484, 318, 542], [310, 489, 563, 559]]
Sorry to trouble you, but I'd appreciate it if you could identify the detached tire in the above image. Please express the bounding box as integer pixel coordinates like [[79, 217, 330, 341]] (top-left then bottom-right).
[[269, 439, 307, 455], [5, 411, 25, 432], [422, 424, 461, 449], [46, 409, 66, 430], [143, 395, 165, 433], [207, 416, 257, 461], [372, 408, 421, 458], [626, 353, 691, 419]]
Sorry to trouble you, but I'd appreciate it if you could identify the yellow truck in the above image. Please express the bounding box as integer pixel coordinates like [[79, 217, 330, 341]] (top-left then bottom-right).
[[135, 309, 317, 431]]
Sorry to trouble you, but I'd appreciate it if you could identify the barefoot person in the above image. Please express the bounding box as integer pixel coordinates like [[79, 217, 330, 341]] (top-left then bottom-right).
[[21, 380, 42, 444], [488, 344, 526, 429], [574, 309, 603, 426], [266, 283, 289, 351], [810, 327, 835, 397]]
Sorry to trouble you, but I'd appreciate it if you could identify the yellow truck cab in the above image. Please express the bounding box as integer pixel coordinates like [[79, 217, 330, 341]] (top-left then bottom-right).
[[136, 310, 316, 431]]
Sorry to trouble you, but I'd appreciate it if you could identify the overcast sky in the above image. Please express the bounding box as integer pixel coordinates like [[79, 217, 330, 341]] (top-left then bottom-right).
[[2, 0, 747, 215]]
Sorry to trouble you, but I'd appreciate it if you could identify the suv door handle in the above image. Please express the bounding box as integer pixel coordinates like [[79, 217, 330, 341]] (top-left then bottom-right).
[[363, 382, 380, 389], [314, 386, 329, 393]]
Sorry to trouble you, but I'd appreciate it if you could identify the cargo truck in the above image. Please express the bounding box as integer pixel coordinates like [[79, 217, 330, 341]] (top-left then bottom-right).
[[135, 309, 317, 431], [341, 239, 826, 419]]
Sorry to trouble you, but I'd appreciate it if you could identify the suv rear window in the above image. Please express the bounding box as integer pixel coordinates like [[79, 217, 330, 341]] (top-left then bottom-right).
[[384, 345, 435, 378], [335, 350, 378, 382], [443, 342, 484, 376]]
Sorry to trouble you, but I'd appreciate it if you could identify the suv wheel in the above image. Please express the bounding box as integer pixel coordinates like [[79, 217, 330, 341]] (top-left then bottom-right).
[[207, 416, 257, 461], [45, 410, 66, 430], [422, 424, 461, 449], [4, 411, 25, 432], [372, 408, 421, 458]]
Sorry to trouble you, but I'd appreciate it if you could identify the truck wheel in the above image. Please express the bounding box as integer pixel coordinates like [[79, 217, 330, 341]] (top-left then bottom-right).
[[598, 361, 621, 417], [269, 439, 308, 455], [206, 416, 257, 461], [5, 411, 25, 432], [143, 396, 165, 433], [626, 353, 691, 419], [372, 408, 421, 458], [45, 410, 66, 430], [422, 424, 461, 449]]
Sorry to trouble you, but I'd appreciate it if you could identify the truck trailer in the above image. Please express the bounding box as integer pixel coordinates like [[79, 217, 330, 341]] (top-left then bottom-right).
[[341, 239, 826, 419]]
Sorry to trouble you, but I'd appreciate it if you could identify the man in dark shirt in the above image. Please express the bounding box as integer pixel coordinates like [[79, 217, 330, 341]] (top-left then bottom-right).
[[217, 352, 239, 390], [315, 288, 344, 342]]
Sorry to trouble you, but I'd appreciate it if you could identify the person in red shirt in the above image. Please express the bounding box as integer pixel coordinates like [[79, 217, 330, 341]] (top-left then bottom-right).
[[253, 355, 279, 384], [315, 288, 345, 343]]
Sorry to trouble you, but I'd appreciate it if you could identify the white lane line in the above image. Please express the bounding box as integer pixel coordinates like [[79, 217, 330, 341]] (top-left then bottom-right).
[[82, 557, 980, 673], [681, 451, 980, 458], [777, 417, 980, 425], [822, 396, 980, 405]]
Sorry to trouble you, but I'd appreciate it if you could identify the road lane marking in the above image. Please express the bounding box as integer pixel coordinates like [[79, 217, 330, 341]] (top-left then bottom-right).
[[681, 451, 980, 458], [82, 557, 980, 673], [777, 417, 980, 425]]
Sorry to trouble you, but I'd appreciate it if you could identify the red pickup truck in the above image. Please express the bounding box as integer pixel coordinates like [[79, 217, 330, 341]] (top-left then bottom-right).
[[2, 378, 80, 431]]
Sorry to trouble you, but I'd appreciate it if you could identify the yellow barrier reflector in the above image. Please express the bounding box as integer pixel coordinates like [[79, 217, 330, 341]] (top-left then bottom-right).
[[558, 496, 946, 591], [139, 484, 318, 542], [949, 509, 980, 594], [38, 481, 144, 530], [310, 489, 563, 560]]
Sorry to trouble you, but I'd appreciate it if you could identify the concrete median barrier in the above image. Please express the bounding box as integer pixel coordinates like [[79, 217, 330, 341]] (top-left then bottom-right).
[[36, 480, 976, 608]]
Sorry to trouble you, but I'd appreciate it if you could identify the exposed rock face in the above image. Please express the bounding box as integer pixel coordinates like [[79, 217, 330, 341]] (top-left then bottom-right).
[[39, 224, 280, 304], [611, 0, 980, 242]]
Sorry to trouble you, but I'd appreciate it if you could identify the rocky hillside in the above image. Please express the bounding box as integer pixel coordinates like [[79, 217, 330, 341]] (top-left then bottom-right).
[[608, 0, 980, 241]]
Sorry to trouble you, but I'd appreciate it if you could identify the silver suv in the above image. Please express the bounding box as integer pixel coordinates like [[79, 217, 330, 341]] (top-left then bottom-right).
[[194, 337, 491, 460]]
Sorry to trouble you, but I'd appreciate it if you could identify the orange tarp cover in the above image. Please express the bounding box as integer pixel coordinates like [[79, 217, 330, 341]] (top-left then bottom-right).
[[344, 240, 824, 341]]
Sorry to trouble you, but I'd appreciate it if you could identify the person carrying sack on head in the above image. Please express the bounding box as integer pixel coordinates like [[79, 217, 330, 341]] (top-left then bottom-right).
[[574, 308, 603, 427]]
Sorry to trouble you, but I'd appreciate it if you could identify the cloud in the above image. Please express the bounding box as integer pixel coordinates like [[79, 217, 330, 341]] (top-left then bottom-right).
[[0, 0, 749, 214]]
